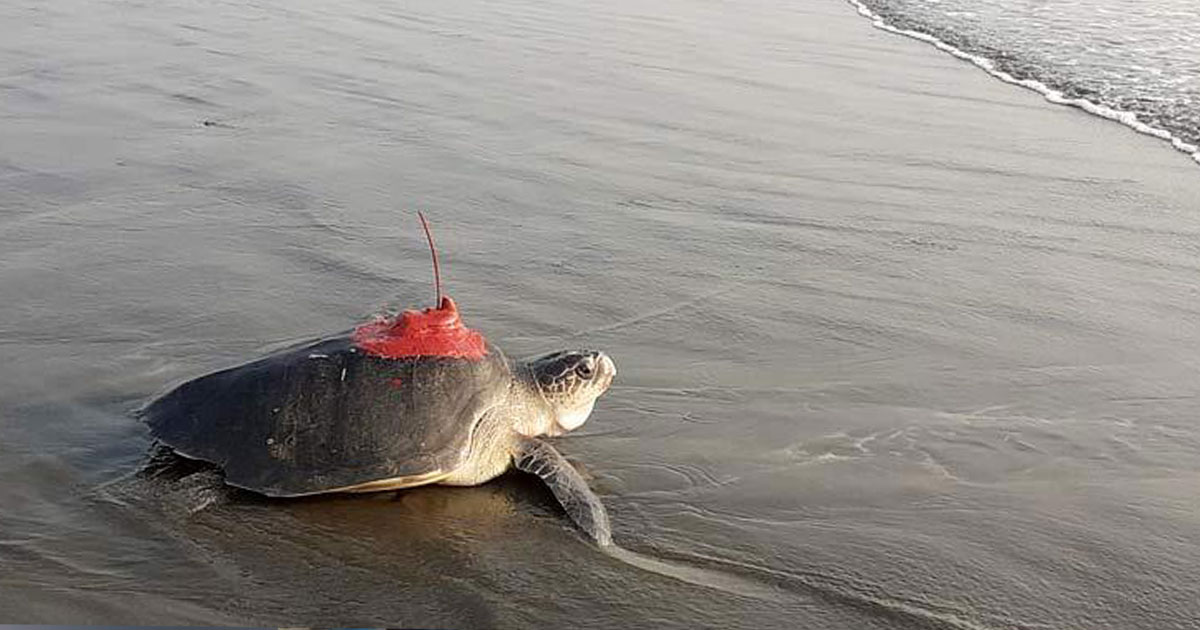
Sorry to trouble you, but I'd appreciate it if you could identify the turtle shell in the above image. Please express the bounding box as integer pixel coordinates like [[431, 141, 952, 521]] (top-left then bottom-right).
[[142, 298, 512, 496]]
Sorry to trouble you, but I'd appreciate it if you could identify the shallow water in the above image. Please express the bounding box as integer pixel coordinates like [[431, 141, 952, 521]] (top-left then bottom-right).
[[4, 0, 1200, 627]]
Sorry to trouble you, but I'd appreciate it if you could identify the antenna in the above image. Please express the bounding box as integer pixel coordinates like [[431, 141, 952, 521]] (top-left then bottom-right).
[[417, 211, 442, 307]]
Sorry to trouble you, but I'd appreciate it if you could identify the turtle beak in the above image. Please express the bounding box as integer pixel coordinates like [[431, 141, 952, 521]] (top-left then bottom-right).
[[596, 352, 616, 390]]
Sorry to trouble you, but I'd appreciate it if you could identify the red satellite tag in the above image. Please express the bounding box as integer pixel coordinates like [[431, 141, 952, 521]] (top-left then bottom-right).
[[352, 296, 488, 360]]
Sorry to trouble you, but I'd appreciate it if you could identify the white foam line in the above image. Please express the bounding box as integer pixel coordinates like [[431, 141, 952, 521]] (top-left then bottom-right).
[[846, 0, 1200, 166]]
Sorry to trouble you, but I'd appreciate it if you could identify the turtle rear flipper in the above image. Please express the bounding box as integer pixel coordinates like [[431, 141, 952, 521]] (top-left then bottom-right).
[[134, 445, 233, 514]]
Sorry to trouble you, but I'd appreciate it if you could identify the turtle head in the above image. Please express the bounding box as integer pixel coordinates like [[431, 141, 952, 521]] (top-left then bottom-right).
[[525, 350, 616, 436]]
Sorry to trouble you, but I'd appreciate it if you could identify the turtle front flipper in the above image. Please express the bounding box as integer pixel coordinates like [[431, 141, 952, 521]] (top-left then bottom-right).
[[514, 437, 612, 546]]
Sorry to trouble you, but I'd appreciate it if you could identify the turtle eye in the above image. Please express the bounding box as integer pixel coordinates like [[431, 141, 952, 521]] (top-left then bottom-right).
[[576, 363, 594, 379]]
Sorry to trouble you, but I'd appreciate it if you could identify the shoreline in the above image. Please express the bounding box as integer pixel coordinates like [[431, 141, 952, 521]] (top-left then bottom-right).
[[846, 0, 1200, 166]]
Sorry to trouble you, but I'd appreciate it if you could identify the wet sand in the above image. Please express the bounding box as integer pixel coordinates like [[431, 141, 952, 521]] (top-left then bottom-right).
[[3, 0, 1200, 627]]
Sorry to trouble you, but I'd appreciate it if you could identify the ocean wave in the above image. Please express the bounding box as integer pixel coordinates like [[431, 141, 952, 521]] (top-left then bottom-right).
[[846, 0, 1200, 166]]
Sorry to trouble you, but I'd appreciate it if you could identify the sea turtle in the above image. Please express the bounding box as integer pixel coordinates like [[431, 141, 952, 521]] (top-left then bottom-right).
[[141, 217, 616, 545]]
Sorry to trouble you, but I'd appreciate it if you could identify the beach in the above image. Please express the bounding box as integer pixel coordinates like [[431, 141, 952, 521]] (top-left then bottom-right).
[[2, 0, 1200, 627]]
